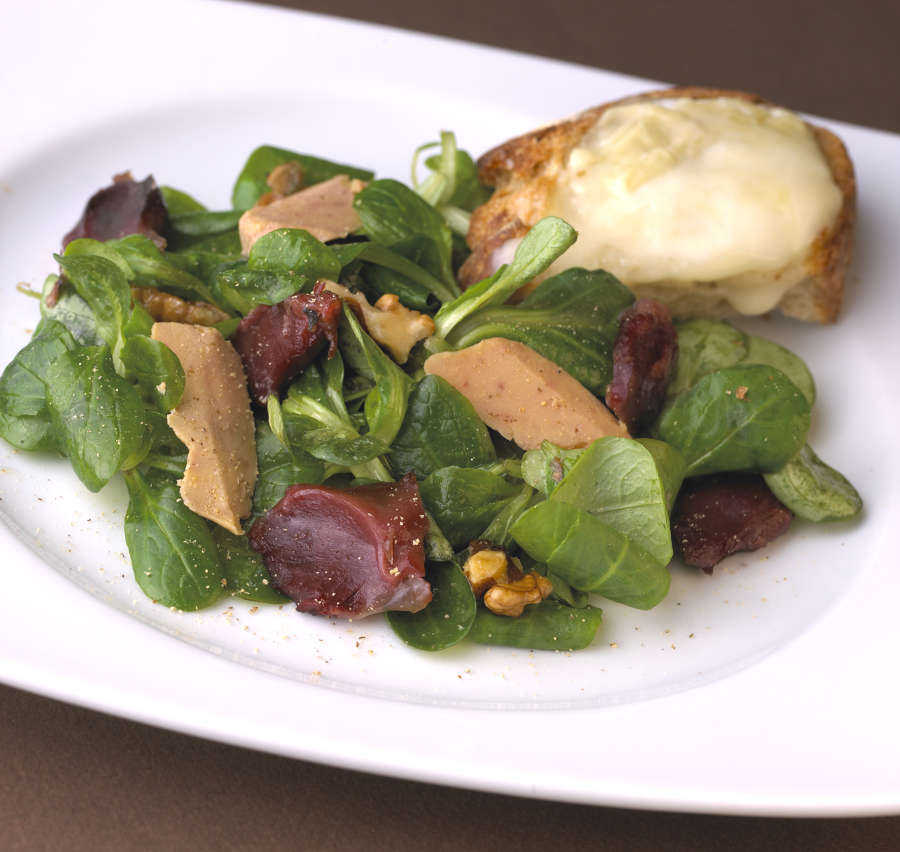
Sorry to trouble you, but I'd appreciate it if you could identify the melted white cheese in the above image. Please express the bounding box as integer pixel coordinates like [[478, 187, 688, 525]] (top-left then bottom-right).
[[546, 97, 842, 314]]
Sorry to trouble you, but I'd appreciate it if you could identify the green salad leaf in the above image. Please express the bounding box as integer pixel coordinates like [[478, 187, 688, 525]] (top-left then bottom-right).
[[743, 334, 816, 405], [511, 500, 670, 610], [211, 525, 289, 604], [0, 320, 77, 452], [420, 466, 521, 549], [764, 444, 862, 521], [388, 375, 495, 478], [339, 306, 411, 448], [252, 418, 326, 517], [550, 437, 679, 567], [54, 253, 130, 355], [40, 274, 103, 345], [124, 469, 224, 610], [479, 483, 535, 549], [469, 600, 603, 651], [654, 365, 811, 476], [46, 346, 149, 491], [446, 267, 633, 394], [387, 561, 476, 651], [433, 216, 577, 339], [669, 318, 748, 397], [120, 334, 185, 412], [331, 241, 454, 304], [670, 319, 816, 405], [522, 443, 585, 497], [215, 228, 341, 313], [106, 235, 217, 304], [354, 179, 458, 294]]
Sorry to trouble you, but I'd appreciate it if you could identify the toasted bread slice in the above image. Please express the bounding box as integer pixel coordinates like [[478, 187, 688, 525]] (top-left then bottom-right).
[[461, 87, 855, 323]]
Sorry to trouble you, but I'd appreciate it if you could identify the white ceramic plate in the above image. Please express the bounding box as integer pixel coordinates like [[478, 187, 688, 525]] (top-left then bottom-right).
[[2, 0, 899, 816]]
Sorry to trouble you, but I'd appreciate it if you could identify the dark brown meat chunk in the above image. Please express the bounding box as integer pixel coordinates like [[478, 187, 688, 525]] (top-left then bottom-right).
[[62, 172, 168, 249], [672, 474, 793, 573], [248, 474, 432, 618], [231, 282, 341, 405], [605, 298, 678, 434]]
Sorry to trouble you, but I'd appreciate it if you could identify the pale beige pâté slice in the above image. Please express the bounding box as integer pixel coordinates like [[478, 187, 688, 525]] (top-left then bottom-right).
[[151, 322, 257, 535]]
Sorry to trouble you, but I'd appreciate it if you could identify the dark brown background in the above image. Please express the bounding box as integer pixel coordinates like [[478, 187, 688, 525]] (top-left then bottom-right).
[[4, 1, 900, 849]]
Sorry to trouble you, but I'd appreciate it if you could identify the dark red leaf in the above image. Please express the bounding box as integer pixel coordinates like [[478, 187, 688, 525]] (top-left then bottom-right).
[[62, 172, 168, 249]]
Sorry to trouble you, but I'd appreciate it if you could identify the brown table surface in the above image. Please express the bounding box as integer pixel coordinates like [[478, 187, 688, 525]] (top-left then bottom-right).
[[4, 1, 900, 849]]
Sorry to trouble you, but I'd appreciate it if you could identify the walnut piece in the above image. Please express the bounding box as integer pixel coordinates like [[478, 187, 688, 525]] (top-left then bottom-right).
[[267, 161, 305, 197], [483, 572, 553, 618], [462, 548, 509, 598], [323, 282, 435, 363], [132, 286, 230, 326]]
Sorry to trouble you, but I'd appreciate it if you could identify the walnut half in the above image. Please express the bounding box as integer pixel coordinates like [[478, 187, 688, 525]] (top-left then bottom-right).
[[483, 573, 553, 618], [461, 546, 552, 618], [462, 548, 509, 597]]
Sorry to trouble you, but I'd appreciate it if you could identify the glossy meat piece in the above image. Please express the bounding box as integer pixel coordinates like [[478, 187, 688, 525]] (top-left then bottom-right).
[[62, 172, 168, 248], [605, 298, 677, 434], [231, 282, 341, 404], [672, 474, 792, 572], [248, 474, 432, 618]]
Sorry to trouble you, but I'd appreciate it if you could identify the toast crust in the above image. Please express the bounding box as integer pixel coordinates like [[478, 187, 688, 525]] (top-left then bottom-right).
[[462, 87, 856, 323]]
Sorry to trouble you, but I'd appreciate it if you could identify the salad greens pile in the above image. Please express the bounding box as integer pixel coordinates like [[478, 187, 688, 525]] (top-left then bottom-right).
[[0, 134, 862, 653]]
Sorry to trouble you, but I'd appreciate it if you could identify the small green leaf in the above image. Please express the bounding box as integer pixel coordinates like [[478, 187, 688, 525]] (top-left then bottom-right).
[[160, 185, 207, 215], [479, 483, 535, 550], [339, 306, 411, 447], [521, 441, 585, 496], [764, 444, 862, 522], [54, 253, 131, 351], [447, 267, 633, 394], [387, 561, 476, 651], [211, 525, 289, 604], [124, 469, 224, 610], [252, 419, 326, 517], [654, 365, 811, 477], [122, 303, 155, 339], [248, 228, 341, 279], [46, 346, 149, 492], [742, 334, 816, 405], [0, 321, 77, 452], [305, 433, 389, 466], [40, 274, 103, 345], [670, 319, 748, 397], [512, 501, 670, 610], [420, 467, 521, 549], [388, 375, 495, 479], [469, 600, 603, 651], [120, 334, 186, 412], [433, 216, 577, 339], [354, 179, 456, 290], [550, 437, 677, 567], [110, 234, 217, 305]]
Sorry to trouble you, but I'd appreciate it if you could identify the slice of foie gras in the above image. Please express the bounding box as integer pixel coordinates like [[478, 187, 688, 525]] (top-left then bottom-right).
[[238, 174, 365, 254], [151, 323, 258, 535], [424, 337, 628, 450]]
